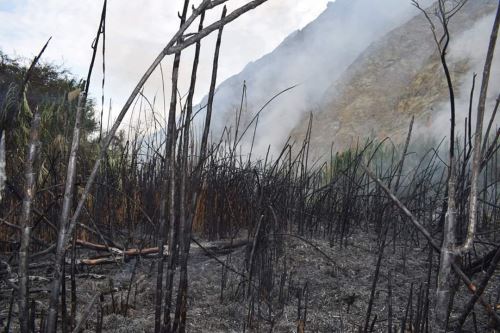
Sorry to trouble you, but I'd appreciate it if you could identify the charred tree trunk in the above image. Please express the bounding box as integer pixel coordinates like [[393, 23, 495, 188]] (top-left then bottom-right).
[[456, 0, 499, 253]]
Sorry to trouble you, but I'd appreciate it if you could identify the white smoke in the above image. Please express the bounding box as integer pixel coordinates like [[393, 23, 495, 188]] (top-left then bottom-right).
[[200, 0, 435, 158], [418, 10, 500, 145]]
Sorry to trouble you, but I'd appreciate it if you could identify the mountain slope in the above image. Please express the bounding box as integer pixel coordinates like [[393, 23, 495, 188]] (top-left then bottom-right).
[[205, 0, 434, 155], [289, 0, 499, 160]]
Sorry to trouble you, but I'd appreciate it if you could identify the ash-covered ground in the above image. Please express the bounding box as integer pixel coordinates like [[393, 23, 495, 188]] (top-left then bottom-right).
[[1, 231, 499, 332]]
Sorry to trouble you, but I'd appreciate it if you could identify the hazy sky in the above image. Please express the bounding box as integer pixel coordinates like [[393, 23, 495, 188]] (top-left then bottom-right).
[[0, 0, 332, 128]]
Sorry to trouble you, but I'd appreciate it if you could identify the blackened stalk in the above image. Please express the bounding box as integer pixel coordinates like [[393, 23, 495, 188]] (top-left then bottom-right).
[[161, 2, 190, 331], [394, 116, 414, 192], [388, 270, 393, 333], [363, 224, 388, 333], [46, 92, 86, 333], [481, 94, 499, 154], [18, 110, 41, 333], [172, 10, 205, 333], [200, 6, 227, 162]]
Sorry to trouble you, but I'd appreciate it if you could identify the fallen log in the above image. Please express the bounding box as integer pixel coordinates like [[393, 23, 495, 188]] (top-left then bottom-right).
[[75, 239, 168, 256], [69, 240, 170, 266], [77, 257, 117, 266], [76, 238, 248, 258]]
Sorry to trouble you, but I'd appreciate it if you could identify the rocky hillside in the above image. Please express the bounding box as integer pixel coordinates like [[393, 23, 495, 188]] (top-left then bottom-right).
[[290, 0, 499, 160], [204, 0, 435, 155], [203, 0, 499, 160]]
